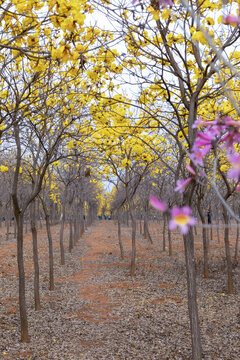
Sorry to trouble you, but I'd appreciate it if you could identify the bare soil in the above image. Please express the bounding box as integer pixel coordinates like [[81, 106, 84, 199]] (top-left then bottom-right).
[[0, 220, 239, 359]]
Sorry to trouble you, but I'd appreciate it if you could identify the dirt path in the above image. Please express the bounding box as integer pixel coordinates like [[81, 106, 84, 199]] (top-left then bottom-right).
[[0, 221, 240, 359]]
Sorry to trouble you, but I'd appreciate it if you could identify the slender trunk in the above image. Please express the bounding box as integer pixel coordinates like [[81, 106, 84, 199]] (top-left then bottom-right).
[[69, 219, 73, 253], [6, 216, 10, 241], [143, 213, 147, 239], [197, 204, 209, 279], [46, 213, 54, 291], [30, 200, 41, 310], [117, 211, 124, 259], [80, 201, 85, 237], [127, 198, 136, 277], [222, 207, 234, 294], [59, 210, 65, 265], [42, 201, 54, 291], [184, 228, 202, 360], [194, 225, 197, 236], [167, 214, 172, 256], [14, 218, 17, 238], [25, 215, 28, 234], [130, 208, 136, 277], [162, 214, 166, 251], [202, 226, 209, 279], [16, 213, 30, 342], [74, 218, 78, 245], [144, 208, 153, 244], [234, 221, 239, 261], [217, 218, 220, 243]]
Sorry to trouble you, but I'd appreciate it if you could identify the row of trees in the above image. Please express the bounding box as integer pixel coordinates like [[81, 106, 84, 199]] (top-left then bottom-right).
[[0, 0, 240, 358]]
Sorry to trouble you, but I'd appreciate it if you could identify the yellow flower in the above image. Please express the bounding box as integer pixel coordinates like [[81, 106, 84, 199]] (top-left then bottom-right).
[[192, 31, 208, 45], [0, 165, 8, 172]]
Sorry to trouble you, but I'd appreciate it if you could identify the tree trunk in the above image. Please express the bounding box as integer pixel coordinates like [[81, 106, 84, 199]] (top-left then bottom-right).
[[117, 210, 124, 259], [216, 218, 220, 243], [130, 209, 136, 277], [30, 200, 41, 310], [127, 199, 136, 277], [25, 216, 28, 234], [139, 217, 142, 234], [194, 225, 197, 235], [234, 221, 239, 261], [162, 214, 166, 251], [69, 219, 73, 253], [79, 201, 84, 237], [59, 211, 65, 265], [197, 204, 209, 279], [222, 207, 234, 294], [144, 208, 153, 244], [74, 218, 78, 245], [167, 215, 172, 256], [16, 213, 30, 342], [6, 207, 10, 241], [183, 228, 202, 360], [42, 202, 54, 291]]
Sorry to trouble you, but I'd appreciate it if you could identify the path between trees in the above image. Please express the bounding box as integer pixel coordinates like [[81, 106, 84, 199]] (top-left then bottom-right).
[[0, 221, 240, 359]]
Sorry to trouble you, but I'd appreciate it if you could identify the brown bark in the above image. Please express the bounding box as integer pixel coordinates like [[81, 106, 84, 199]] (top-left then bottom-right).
[[197, 204, 209, 279], [143, 206, 153, 244], [184, 229, 202, 360], [69, 219, 73, 253], [117, 210, 124, 259], [222, 207, 234, 294], [15, 213, 30, 342], [42, 200, 54, 291], [167, 217, 172, 256], [216, 219, 220, 243], [59, 210, 65, 265], [139, 217, 142, 234], [30, 200, 41, 310], [129, 203, 136, 277], [162, 214, 166, 251], [234, 221, 239, 261]]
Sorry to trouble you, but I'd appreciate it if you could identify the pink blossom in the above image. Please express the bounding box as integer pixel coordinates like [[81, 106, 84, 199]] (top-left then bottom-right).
[[190, 144, 212, 166], [174, 177, 192, 193], [227, 152, 240, 180], [224, 15, 240, 25], [159, 0, 173, 7], [169, 206, 196, 234], [150, 196, 167, 212], [236, 185, 240, 192], [221, 132, 240, 149], [186, 164, 196, 175], [192, 117, 204, 129], [224, 117, 240, 127]]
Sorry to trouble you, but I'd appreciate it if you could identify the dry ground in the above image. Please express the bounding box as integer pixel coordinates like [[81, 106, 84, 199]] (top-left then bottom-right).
[[0, 220, 239, 359]]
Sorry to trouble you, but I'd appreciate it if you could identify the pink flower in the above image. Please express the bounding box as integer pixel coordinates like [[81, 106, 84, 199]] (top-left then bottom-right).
[[224, 15, 240, 25], [150, 196, 167, 212], [227, 152, 240, 180], [169, 206, 196, 234], [190, 144, 211, 166], [174, 177, 192, 193], [186, 164, 196, 175], [236, 185, 240, 192], [224, 117, 240, 127], [159, 0, 173, 7], [192, 116, 204, 129]]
